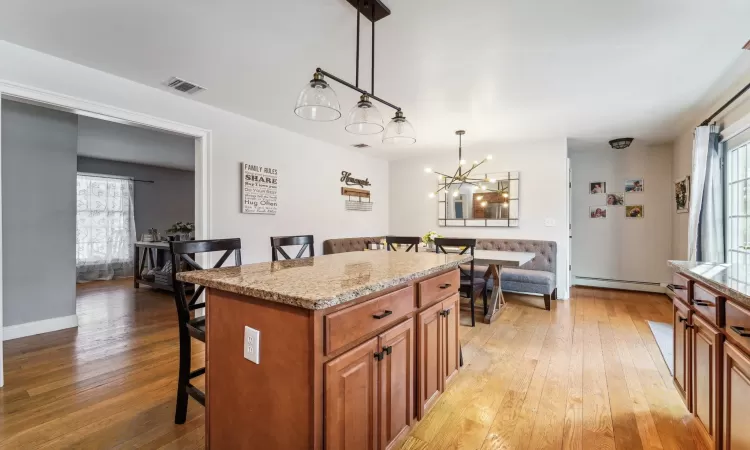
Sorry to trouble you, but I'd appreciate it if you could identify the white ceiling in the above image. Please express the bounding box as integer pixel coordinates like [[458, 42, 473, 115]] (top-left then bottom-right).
[[0, 0, 748, 160]]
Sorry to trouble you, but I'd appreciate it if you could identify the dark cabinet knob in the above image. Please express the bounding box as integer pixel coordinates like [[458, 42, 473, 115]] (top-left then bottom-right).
[[693, 300, 714, 307], [730, 326, 750, 337], [438, 283, 452, 289]]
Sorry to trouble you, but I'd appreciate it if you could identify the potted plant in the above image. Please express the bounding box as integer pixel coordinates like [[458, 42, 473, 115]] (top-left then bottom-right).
[[422, 231, 442, 251], [167, 221, 195, 241]]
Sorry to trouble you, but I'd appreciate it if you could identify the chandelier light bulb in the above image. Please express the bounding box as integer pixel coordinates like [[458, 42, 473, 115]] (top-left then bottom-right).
[[480, 185, 486, 190], [424, 167, 432, 173], [487, 155, 493, 160], [503, 202, 509, 208], [428, 192, 435, 198], [437, 174, 443, 181], [503, 192, 509, 198], [460, 159, 467, 166], [473, 160, 478, 165], [452, 191, 459, 197], [490, 178, 496, 183], [481, 201, 488, 207], [477, 195, 483, 201]]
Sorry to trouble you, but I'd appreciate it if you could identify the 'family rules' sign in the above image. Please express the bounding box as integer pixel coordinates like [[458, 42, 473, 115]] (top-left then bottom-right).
[[241, 163, 278, 215]]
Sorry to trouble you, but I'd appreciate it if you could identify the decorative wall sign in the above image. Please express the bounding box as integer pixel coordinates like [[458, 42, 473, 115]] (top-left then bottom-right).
[[241, 163, 278, 215], [340, 171, 371, 188]]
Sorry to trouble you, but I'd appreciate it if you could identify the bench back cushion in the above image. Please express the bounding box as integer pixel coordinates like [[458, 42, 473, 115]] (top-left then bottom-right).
[[323, 237, 383, 255], [476, 239, 557, 274]]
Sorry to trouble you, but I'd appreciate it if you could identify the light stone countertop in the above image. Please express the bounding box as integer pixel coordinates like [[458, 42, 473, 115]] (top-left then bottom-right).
[[178, 251, 472, 310], [668, 260, 750, 308]]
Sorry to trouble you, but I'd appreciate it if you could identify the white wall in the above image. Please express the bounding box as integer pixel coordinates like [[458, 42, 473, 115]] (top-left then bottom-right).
[[389, 138, 570, 299], [570, 143, 673, 287], [0, 40, 389, 263]]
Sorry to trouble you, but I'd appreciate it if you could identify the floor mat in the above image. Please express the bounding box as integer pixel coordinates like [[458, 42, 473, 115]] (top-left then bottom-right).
[[648, 320, 673, 375]]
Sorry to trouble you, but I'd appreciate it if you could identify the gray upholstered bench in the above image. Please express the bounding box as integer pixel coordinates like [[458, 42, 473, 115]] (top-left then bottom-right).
[[474, 239, 558, 310], [323, 237, 383, 255]]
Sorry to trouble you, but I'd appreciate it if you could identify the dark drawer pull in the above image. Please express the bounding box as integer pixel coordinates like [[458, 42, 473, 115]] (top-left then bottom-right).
[[693, 300, 715, 307], [667, 284, 686, 292], [730, 326, 750, 338], [438, 283, 452, 289], [372, 310, 393, 320]]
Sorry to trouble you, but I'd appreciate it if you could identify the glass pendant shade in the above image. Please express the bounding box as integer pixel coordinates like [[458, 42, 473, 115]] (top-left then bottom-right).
[[382, 110, 416, 144], [294, 73, 341, 121], [345, 94, 384, 135]]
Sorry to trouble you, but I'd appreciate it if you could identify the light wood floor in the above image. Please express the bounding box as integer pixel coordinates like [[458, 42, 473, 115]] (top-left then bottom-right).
[[0, 281, 707, 449]]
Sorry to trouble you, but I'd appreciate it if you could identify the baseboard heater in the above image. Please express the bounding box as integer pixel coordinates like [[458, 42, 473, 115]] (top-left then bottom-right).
[[575, 276, 661, 286], [574, 276, 665, 293]]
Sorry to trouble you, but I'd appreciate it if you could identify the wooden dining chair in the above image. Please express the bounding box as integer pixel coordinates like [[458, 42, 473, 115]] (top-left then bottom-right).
[[270, 235, 314, 261], [385, 236, 421, 252], [434, 237, 487, 327], [170, 238, 242, 424]]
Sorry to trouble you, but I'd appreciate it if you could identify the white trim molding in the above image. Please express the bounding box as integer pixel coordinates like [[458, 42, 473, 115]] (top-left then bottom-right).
[[3, 315, 79, 341]]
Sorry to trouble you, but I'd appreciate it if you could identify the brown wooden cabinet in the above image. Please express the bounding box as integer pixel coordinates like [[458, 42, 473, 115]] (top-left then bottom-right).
[[691, 313, 722, 448], [325, 337, 380, 450], [378, 320, 415, 450], [442, 295, 460, 386], [674, 299, 692, 409], [723, 341, 750, 450], [417, 301, 444, 419]]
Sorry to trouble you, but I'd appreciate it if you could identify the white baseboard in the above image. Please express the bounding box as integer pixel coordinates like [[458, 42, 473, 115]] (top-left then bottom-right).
[[573, 277, 666, 294], [3, 314, 78, 341]]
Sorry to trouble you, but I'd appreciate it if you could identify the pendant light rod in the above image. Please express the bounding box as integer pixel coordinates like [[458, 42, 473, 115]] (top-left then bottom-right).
[[315, 68, 401, 111], [371, 0, 375, 94], [355, 0, 361, 87]]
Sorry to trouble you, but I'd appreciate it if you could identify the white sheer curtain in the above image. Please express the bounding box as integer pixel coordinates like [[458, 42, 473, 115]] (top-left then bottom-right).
[[76, 173, 136, 282], [688, 125, 724, 262]]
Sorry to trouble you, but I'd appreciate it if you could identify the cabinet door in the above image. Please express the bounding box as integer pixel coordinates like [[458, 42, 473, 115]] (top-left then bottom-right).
[[723, 341, 750, 450], [325, 337, 379, 450], [442, 294, 460, 386], [674, 301, 691, 410], [379, 320, 414, 450], [691, 314, 722, 448], [418, 301, 444, 419]]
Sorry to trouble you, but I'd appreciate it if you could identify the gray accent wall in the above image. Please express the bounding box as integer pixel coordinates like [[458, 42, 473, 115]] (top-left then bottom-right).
[[2, 100, 78, 326], [77, 157, 194, 238]]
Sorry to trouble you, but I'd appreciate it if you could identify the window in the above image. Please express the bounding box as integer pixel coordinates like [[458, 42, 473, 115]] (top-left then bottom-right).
[[725, 140, 749, 266], [76, 173, 136, 281]]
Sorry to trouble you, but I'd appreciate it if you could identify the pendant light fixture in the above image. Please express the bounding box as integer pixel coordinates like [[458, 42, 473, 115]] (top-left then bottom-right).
[[293, 0, 415, 144], [424, 130, 506, 201], [294, 72, 341, 121]]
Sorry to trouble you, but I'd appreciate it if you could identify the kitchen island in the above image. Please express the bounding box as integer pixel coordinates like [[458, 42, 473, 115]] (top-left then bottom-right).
[[178, 251, 471, 450], [668, 261, 750, 449]]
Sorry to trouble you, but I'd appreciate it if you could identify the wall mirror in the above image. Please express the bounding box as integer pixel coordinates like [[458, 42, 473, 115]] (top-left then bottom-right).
[[437, 171, 520, 227]]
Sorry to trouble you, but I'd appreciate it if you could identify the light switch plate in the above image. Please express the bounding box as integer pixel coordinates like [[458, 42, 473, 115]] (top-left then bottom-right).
[[545, 218, 556, 227], [244, 326, 260, 364]]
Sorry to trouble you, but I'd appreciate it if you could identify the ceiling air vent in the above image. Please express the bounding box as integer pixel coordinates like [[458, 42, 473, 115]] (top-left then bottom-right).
[[351, 143, 370, 148], [164, 77, 205, 95]]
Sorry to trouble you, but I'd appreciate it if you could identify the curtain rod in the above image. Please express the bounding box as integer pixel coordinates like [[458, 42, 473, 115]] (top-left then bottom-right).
[[701, 80, 750, 126], [77, 172, 154, 184]]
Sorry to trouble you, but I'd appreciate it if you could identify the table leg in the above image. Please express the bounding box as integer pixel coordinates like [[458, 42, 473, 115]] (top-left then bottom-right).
[[483, 264, 505, 324], [134, 245, 140, 288]]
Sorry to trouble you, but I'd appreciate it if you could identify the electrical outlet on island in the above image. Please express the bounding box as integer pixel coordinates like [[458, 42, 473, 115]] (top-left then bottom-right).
[[244, 326, 260, 364]]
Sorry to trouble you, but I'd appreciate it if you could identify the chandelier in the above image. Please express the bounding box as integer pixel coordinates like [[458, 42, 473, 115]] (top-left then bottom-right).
[[424, 130, 509, 207], [293, 0, 415, 144]]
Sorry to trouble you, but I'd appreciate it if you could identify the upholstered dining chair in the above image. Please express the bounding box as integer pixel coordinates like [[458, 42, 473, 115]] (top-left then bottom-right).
[[270, 235, 314, 261], [170, 238, 242, 424], [385, 236, 421, 252], [434, 237, 488, 327]]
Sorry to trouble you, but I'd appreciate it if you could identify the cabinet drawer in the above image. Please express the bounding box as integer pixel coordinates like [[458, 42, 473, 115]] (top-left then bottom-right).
[[726, 301, 750, 355], [668, 272, 690, 304], [325, 286, 414, 355], [692, 283, 722, 327], [418, 270, 459, 307]]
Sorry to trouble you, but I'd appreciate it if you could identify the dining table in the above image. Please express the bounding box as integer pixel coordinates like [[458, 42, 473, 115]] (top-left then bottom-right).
[[473, 249, 535, 323]]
